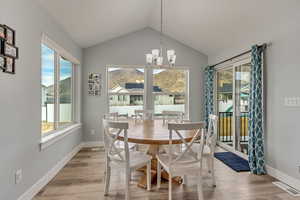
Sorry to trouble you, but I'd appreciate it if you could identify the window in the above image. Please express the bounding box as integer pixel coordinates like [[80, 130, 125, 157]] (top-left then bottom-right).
[[41, 44, 55, 133], [107, 67, 145, 117], [152, 69, 188, 117], [107, 66, 189, 119], [41, 44, 75, 136]]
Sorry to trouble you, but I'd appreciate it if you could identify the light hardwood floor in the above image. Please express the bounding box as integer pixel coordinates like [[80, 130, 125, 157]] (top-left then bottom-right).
[[34, 147, 300, 200]]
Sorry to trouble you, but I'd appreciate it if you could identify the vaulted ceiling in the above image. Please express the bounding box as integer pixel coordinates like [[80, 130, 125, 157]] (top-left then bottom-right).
[[38, 0, 300, 56]]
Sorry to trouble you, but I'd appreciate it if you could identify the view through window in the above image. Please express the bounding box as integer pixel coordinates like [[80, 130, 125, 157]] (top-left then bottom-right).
[[107, 67, 188, 118], [41, 44, 74, 135], [41, 44, 55, 133], [153, 69, 187, 116], [59, 57, 73, 127], [108, 67, 145, 117]]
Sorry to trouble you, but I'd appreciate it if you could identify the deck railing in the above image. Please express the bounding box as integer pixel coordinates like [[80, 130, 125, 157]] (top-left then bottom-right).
[[217, 112, 249, 143]]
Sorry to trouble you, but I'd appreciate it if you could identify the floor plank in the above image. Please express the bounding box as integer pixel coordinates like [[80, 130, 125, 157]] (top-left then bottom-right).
[[33, 147, 300, 200]]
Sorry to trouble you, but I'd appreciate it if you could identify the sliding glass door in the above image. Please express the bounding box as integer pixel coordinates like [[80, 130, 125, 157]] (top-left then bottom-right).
[[216, 58, 251, 156], [216, 68, 234, 147], [234, 61, 251, 154]]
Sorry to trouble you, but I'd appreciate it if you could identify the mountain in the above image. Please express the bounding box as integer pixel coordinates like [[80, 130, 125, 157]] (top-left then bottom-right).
[[109, 68, 186, 93], [153, 70, 185, 93], [109, 68, 144, 89]]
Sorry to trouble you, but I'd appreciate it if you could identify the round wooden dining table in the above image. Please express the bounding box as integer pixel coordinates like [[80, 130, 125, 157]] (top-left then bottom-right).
[[114, 119, 198, 189]]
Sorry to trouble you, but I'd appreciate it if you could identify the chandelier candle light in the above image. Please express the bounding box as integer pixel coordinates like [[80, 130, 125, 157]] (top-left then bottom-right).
[[146, 0, 176, 66]]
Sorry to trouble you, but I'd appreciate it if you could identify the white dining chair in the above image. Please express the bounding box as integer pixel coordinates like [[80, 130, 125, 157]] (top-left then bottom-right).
[[103, 114, 137, 150], [162, 111, 184, 125], [192, 114, 218, 187], [157, 122, 206, 200], [103, 119, 152, 200]]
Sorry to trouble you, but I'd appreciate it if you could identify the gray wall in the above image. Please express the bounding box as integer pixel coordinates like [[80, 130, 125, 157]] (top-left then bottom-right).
[[0, 1, 82, 199], [208, 26, 300, 181], [82, 28, 208, 142]]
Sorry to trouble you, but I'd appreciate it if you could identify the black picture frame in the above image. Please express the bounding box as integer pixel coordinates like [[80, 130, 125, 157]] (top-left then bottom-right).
[[0, 25, 5, 40], [0, 55, 6, 71], [0, 24, 17, 75], [4, 25, 15, 45], [3, 57, 15, 74], [3, 42, 18, 59]]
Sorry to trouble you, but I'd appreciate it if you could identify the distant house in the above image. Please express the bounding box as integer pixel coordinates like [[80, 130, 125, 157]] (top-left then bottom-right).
[[109, 83, 177, 106], [218, 83, 250, 112]]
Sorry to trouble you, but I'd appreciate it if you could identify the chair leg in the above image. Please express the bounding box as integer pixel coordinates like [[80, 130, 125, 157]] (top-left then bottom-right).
[[125, 167, 130, 200], [104, 158, 110, 196], [147, 162, 151, 191], [210, 156, 216, 187], [157, 161, 161, 189], [168, 173, 172, 200], [183, 175, 188, 185], [129, 169, 133, 181], [207, 156, 212, 173], [197, 172, 204, 200]]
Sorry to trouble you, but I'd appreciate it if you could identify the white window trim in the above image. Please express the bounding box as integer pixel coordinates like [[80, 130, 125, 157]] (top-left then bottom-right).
[[105, 65, 190, 119], [40, 123, 82, 150], [40, 35, 81, 149], [42, 34, 80, 65]]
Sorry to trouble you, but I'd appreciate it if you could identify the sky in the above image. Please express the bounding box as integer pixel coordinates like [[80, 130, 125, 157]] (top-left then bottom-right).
[[42, 44, 72, 87]]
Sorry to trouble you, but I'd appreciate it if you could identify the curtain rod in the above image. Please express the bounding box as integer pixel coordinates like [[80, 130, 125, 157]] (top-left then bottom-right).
[[211, 43, 269, 68]]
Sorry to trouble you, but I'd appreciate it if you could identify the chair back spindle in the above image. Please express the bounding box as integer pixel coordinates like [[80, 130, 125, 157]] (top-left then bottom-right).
[[167, 122, 206, 166], [103, 119, 130, 162]]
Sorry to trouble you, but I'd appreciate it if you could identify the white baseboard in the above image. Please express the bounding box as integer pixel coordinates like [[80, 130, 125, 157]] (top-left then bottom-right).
[[17, 144, 82, 200], [81, 141, 104, 148], [266, 165, 300, 191], [17, 141, 105, 200]]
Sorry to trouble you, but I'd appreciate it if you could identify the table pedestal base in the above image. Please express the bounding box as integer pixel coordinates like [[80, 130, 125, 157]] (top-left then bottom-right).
[[137, 144, 183, 189]]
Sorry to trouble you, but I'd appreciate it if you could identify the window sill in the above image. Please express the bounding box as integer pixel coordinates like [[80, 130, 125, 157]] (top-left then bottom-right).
[[40, 123, 82, 151]]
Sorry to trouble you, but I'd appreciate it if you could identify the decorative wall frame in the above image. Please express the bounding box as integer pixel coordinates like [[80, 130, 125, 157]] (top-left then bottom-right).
[[5, 25, 15, 45], [0, 55, 6, 70], [3, 42, 18, 59], [88, 73, 102, 96], [0, 24, 18, 74], [4, 57, 15, 74], [0, 25, 5, 40]]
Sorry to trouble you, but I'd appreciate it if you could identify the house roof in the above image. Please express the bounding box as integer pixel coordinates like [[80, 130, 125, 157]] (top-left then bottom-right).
[[110, 83, 162, 93]]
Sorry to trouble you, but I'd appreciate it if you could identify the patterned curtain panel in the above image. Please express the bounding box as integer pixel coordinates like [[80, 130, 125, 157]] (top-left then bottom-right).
[[204, 66, 215, 127], [248, 45, 266, 175]]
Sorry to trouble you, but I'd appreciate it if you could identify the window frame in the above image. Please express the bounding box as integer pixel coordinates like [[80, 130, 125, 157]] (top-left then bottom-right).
[[41, 35, 80, 138], [105, 65, 190, 120]]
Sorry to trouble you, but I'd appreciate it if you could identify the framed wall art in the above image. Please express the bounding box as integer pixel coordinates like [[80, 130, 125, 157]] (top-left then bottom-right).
[[3, 42, 18, 59], [88, 73, 102, 96], [0, 25, 5, 40], [0, 24, 18, 75], [0, 55, 6, 71], [4, 57, 15, 74], [5, 25, 15, 45]]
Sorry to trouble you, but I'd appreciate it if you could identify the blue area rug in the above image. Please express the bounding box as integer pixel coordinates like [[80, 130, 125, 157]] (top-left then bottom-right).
[[214, 152, 250, 172]]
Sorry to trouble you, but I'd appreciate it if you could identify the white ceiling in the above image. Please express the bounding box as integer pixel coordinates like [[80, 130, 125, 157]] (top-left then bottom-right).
[[38, 0, 300, 56]]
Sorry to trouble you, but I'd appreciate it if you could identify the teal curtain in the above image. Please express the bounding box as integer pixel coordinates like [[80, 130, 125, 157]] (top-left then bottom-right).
[[204, 66, 215, 127], [248, 45, 266, 175]]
